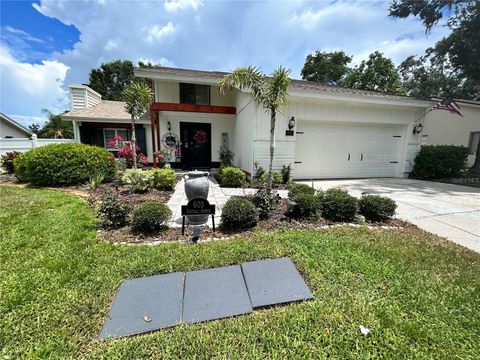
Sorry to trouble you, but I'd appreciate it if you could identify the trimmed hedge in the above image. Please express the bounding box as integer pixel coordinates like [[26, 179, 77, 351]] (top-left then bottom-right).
[[131, 202, 171, 233], [122, 169, 153, 193], [412, 145, 469, 179], [261, 170, 283, 185], [359, 195, 397, 221], [288, 183, 316, 199], [13, 143, 116, 186], [219, 166, 245, 187], [221, 197, 259, 230], [287, 193, 323, 220], [150, 168, 176, 190], [321, 188, 358, 221]]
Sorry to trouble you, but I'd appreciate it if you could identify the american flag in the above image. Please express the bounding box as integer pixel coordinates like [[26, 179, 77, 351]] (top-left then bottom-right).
[[432, 96, 463, 117]]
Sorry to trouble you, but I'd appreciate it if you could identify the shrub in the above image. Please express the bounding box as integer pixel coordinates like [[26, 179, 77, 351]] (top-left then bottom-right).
[[281, 164, 291, 184], [13, 143, 116, 186], [221, 197, 259, 230], [287, 193, 322, 220], [220, 166, 245, 187], [321, 188, 358, 222], [150, 168, 176, 190], [131, 202, 172, 233], [359, 195, 397, 221], [261, 170, 283, 185], [219, 146, 234, 167], [412, 145, 469, 179], [97, 191, 130, 228], [288, 183, 316, 199], [122, 169, 153, 193], [253, 161, 265, 180], [251, 188, 275, 219], [1, 151, 20, 174]]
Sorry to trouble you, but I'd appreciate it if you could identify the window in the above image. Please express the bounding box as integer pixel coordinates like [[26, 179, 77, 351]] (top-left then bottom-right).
[[104, 128, 128, 150], [180, 83, 210, 105], [468, 132, 480, 154]]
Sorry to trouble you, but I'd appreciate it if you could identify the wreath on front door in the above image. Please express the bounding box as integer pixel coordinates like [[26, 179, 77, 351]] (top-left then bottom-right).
[[193, 130, 208, 145]]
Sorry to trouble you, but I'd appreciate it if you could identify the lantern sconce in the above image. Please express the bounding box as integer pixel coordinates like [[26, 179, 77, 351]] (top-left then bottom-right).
[[288, 116, 296, 130], [413, 123, 423, 134]]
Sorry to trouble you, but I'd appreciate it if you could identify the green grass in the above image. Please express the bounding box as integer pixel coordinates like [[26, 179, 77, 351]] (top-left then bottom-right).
[[1, 186, 479, 359]]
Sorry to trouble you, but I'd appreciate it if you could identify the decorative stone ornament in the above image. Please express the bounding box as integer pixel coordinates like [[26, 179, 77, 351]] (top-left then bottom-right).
[[184, 170, 210, 224]]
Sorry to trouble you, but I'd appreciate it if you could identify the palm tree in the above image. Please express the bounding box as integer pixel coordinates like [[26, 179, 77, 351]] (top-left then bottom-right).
[[122, 82, 153, 169], [218, 66, 290, 191], [38, 109, 73, 139]]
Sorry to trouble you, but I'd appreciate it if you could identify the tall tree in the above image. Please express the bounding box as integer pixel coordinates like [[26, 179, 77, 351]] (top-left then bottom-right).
[[390, 0, 480, 100], [218, 66, 290, 192], [89, 60, 135, 100], [301, 50, 352, 84], [28, 123, 40, 134], [122, 82, 152, 169], [341, 51, 405, 94], [37, 109, 73, 139]]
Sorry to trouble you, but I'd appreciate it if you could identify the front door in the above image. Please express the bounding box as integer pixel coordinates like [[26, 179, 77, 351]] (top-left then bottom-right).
[[180, 122, 212, 169]]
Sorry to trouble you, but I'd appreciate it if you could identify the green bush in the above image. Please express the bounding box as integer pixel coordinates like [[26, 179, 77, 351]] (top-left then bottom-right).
[[321, 188, 358, 222], [260, 170, 283, 185], [359, 195, 397, 221], [122, 169, 153, 193], [131, 202, 172, 233], [221, 197, 259, 230], [287, 193, 323, 220], [97, 191, 130, 228], [1, 151, 20, 174], [281, 164, 291, 184], [149, 168, 176, 190], [288, 183, 316, 199], [219, 166, 245, 187], [251, 188, 275, 219], [412, 145, 469, 179], [13, 143, 116, 186]]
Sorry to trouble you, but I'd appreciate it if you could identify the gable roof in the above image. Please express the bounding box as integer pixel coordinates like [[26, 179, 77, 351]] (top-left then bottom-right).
[[0, 112, 32, 136], [134, 66, 424, 102], [62, 101, 149, 121]]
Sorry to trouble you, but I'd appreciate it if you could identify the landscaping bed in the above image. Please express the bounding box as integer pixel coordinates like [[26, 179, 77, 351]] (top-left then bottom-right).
[[1, 185, 479, 359]]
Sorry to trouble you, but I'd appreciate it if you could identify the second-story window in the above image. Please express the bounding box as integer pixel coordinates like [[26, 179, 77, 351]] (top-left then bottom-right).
[[180, 83, 210, 105]]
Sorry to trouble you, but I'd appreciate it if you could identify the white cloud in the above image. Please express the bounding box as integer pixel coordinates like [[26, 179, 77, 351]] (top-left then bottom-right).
[[145, 22, 176, 43], [4, 26, 45, 43], [0, 45, 69, 123], [104, 40, 118, 51], [164, 0, 203, 12]]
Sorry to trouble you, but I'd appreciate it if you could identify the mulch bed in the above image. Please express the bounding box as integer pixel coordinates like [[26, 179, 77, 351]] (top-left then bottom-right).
[[98, 198, 406, 246]]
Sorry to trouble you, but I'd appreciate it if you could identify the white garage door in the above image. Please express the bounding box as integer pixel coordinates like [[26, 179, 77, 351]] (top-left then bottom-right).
[[293, 122, 403, 179]]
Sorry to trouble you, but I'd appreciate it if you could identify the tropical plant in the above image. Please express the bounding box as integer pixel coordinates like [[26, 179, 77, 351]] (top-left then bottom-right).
[[1, 151, 20, 174], [218, 66, 290, 192], [37, 109, 73, 139], [107, 135, 147, 168], [281, 164, 291, 184], [154, 145, 175, 165], [219, 146, 234, 167], [122, 82, 153, 169], [122, 169, 153, 193]]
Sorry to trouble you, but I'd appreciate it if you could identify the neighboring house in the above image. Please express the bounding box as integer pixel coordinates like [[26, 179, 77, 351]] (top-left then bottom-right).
[[0, 112, 32, 139], [61, 66, 477, 179], [422, 99, 480, 167]]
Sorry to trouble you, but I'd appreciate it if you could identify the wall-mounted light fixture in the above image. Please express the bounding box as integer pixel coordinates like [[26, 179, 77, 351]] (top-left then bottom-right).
[[413, 123, 423, 134], [167, 121, 172, 132], [288, 116, 296, 130]]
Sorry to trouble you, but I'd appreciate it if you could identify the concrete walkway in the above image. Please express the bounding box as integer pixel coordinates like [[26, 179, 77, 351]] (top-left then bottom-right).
[[300, 178, 480, 253]]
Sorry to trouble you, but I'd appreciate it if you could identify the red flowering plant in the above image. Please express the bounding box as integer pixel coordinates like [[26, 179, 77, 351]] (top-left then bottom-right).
[[154, 145, 176, 166], [108, 135, 148, 168]]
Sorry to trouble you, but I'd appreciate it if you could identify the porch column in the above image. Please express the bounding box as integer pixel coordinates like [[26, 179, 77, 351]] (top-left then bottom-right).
[[150, 108, 157, 167], [156, 112, 161, 159]]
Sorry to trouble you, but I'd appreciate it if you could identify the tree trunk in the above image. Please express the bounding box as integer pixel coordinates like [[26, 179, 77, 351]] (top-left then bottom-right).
[[267, 109, 276, 192], [473, 139, 480, 170], [131, 115, 137, 169]]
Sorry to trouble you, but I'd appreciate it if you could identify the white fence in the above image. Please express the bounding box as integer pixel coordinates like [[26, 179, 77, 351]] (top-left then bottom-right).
[[0, 136, 75, 156]]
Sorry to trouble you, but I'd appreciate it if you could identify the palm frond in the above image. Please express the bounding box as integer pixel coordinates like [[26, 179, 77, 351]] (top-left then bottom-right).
[[218, 66, 265, 103], [122, 82, 153, 119]]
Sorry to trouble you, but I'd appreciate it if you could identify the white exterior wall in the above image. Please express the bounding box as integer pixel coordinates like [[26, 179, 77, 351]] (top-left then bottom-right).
[[0, 119, 30, 138], [154, 80, 235, 106], [422, 105, 480, 167], [233, 91, 256, 174], [69, 85, 102, 110], [252, 96, 424, 178]]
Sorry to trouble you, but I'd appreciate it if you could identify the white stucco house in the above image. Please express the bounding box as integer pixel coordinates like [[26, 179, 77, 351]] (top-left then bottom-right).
[[61, 66, 479, 179], [0, 113, 32, 139]]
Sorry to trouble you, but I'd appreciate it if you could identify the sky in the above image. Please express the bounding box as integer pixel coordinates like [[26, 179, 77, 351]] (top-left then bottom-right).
[[0, 0, 451, 128]]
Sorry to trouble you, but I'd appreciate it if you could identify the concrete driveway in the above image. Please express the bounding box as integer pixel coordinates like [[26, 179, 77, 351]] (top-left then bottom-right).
[[300, 178, 480, 253]]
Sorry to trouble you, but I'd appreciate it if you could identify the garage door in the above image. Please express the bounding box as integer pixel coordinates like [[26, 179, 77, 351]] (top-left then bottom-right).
[[293, 122, 403, 179]]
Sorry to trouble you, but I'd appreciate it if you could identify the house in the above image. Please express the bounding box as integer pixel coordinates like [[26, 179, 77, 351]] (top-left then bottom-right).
[[421, 99, 480, 167], [61, 66, 478, 179], [0, 112, 32, 139]]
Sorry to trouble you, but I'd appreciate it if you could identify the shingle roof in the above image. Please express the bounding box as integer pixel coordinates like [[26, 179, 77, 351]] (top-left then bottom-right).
[[62, 101, 150, 121], [136, 66, 413, 100]]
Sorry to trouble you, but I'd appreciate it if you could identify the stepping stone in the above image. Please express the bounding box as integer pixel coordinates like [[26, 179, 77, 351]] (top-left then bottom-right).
[[99, 272, 184, 339], [241, 257, 313, 308], [183, 265, 252, 323]]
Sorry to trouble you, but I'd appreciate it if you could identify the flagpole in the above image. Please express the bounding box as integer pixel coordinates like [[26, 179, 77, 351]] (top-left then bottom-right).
[[413, 107, 433, 125]]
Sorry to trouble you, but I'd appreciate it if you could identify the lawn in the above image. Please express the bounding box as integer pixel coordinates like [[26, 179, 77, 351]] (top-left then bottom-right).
[[1, 186, 479, 359]]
